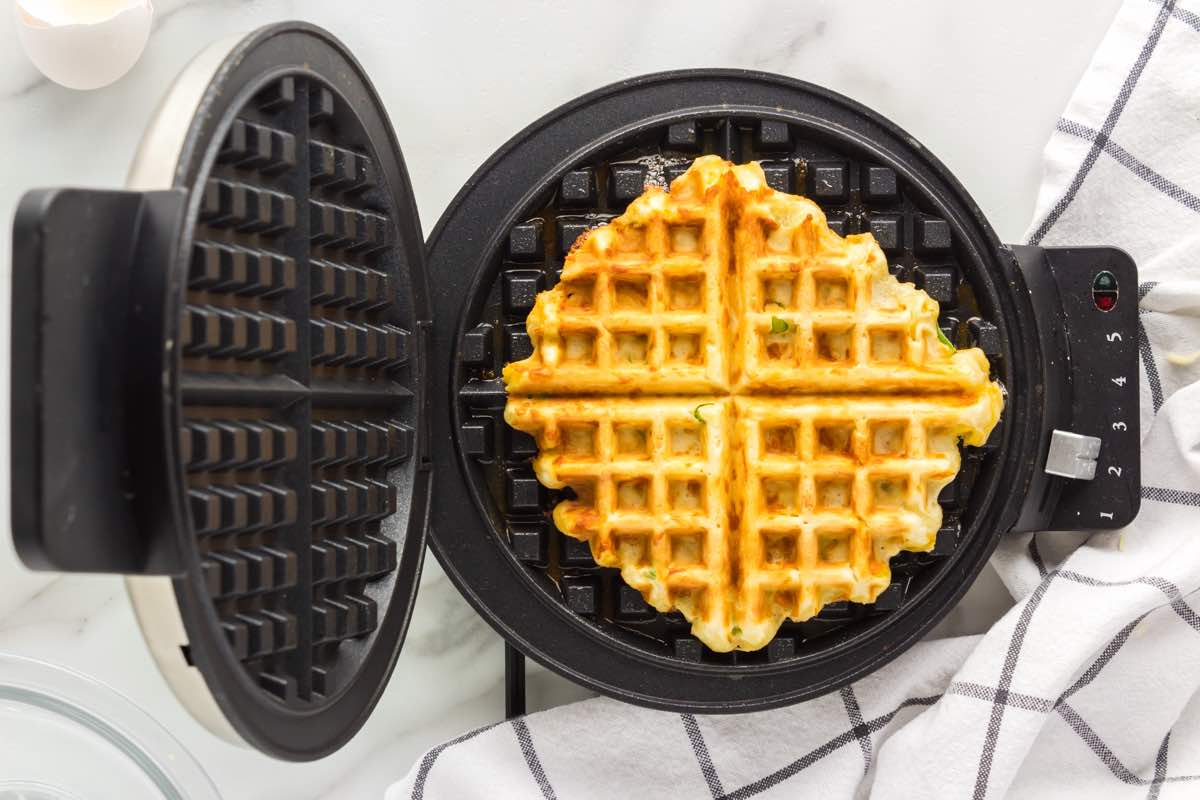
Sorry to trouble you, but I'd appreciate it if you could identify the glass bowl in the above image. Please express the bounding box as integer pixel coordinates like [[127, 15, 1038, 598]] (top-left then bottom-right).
[[0, 654, 218, 800]]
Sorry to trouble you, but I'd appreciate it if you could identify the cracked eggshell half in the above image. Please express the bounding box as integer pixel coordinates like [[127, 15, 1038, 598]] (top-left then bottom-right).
[[15, 0, 153, 90]]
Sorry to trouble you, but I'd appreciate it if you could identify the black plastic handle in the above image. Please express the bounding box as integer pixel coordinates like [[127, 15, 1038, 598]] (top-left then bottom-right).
[[11, 187, 187, 573]]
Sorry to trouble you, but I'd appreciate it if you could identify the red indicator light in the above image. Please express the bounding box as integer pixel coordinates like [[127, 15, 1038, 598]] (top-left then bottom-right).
[[1095, 292, 1117, 311]]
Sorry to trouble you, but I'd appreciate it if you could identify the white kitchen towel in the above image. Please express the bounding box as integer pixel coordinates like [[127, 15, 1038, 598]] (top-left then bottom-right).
[[390, 0, 1200, 796]]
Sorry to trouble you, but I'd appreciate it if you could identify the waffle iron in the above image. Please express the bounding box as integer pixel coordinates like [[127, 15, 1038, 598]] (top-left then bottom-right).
[[9, 23, 1142, 760]]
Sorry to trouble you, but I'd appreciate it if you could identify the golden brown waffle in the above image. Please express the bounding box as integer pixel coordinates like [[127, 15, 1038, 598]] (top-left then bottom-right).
[[503, 162, 731, 394], [732, 178, 994, 394], [505, 397, 736, 650], [503, 156, 1003, 653], [731, 391, 1000, 650]]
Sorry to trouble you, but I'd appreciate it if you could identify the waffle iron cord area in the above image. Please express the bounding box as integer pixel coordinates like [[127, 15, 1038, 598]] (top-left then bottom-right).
[[9, 22, 1141, 760]]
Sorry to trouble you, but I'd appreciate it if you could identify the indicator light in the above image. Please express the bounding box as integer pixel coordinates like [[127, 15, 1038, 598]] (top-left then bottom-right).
[[1093, 271, 1117, 291], [1092, 270, 1118, 312]]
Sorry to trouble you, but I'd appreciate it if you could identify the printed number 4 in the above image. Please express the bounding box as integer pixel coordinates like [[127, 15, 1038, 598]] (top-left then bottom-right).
[[1106, 332, 1122, 342], [1112, 376, 1127, 386]]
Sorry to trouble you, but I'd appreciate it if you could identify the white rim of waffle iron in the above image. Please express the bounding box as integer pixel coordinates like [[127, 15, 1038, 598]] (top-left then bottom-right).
[[124, 30, 250, 748]]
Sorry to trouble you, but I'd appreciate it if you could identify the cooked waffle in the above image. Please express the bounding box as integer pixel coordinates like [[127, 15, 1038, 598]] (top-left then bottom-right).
[[503, 160, 731, 394], [503, 156, 1003, 653], [505, 397, 736, 650], [731, 390, 1001, 650], [730, 164, 993, 394]]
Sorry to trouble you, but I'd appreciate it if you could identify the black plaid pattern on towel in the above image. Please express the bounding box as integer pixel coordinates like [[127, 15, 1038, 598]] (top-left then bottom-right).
[[392, 1, 1200, 796]]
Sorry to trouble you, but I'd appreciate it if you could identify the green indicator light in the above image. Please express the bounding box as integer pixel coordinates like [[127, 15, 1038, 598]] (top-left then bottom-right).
[[1093, 270, 1117, 291]]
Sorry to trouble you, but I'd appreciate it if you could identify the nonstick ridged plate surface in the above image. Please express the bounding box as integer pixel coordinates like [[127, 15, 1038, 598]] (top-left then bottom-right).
[[177, 72, 417, 705]]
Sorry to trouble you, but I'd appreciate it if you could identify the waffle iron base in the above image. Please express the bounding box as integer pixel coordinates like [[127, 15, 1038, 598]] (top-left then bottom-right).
[[428, 70, 1031, 712]]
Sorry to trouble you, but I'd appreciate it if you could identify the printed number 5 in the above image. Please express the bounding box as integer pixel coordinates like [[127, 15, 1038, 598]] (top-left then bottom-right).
[[1112, 421, 1127, 431], [1106, 332, 1122, 342], [1108, 466, 1123, 477]]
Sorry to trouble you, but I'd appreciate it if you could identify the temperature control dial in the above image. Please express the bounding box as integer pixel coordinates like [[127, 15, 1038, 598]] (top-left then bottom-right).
[[1009, 245, 1140, 533], [1045, 430, 1102, 480]]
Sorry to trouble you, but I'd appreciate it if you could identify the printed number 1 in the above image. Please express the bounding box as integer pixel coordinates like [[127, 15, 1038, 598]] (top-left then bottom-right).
[[1099, 511, 1114, 520]]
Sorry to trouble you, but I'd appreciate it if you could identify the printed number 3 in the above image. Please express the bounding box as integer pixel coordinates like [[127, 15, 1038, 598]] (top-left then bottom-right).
[[1112, 421, 1127, 431]]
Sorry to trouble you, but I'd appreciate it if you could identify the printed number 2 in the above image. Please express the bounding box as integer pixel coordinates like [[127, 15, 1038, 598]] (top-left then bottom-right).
[[1106, 332, 1122, 342], [1112, 421, 1127, 431], [1112, 376, 1127, 386], [1108, 466, 1123, 477]]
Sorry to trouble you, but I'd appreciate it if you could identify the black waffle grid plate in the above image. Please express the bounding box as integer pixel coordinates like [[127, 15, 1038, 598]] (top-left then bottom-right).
[[453, 114, 1005, 667], [179, 70, 416, 699], [160, 24, 431, 756]]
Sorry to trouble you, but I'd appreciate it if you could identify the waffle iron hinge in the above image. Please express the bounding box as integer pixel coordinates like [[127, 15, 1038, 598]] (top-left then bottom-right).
[[11, 187, 190, 574], [415, 319, 434, 471], [1008, 245, 1141, 533]]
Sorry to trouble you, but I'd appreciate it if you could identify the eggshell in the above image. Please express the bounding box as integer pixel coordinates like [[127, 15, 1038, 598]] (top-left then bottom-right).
[[15, 0, 153, 90]]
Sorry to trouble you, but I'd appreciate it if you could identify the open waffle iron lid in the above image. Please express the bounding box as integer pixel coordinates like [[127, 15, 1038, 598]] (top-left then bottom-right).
[[9, 22, 1142, 760]]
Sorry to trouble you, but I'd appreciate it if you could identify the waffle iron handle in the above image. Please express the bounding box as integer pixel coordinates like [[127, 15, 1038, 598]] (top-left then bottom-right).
[[1007, 244, 1141, 534], [11, 188, 188, 574]]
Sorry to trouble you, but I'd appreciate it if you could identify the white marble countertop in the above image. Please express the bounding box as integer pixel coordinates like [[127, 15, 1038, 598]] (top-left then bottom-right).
[[0, 1, 1122, 796]]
